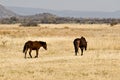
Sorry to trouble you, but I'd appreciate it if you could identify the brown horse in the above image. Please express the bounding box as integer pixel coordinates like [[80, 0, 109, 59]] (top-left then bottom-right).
[[23, 41, 47, 58], [73, 36, 87, 56]]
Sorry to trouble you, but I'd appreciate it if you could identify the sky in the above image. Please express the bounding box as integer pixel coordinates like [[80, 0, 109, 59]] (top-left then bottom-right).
[[0, 0, 120, 12]]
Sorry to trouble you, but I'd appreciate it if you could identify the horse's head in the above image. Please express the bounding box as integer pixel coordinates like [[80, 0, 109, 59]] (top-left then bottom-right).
[[43, 43, 47, 50], [40, 41, 47, 50]]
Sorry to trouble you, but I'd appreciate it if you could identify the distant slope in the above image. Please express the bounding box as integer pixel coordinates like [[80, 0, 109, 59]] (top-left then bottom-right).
[[8, 6, 120, 18], [0, 4, 18, 18], [7, 6, 53, 16]]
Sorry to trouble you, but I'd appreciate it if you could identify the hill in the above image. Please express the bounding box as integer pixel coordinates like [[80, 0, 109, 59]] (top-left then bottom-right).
[[0, 5, 120, 24], [8, 6, 120, 18], [0, 4, 18, 18]]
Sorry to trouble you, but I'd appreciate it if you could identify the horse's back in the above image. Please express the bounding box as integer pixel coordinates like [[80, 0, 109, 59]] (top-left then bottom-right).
[[32, 41, 41, 48], [80, 37, 87, 44], [73, 38, 81, 43], [80, 36, 87, 50], [73, 37, 87, 47], [25, 41, 33, 44], [25, 41, 33, 45]]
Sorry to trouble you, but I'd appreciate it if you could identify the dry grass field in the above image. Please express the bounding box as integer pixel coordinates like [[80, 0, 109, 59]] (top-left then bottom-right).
[[0, 24, 120, 80]]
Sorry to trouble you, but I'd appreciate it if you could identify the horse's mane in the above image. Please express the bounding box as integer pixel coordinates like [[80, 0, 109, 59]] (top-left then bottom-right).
[[39, 41, 46, 45]]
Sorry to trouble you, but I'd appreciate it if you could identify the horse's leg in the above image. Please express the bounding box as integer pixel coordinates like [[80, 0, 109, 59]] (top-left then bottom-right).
[[75, 49, 78, 56], [35, 49, 38, 58], [75, 44, 80, 56], [81, 48, 83, 56], [29, 49, 32, 58], [85, 46, 87, 50], [74, 43, 78, 56]]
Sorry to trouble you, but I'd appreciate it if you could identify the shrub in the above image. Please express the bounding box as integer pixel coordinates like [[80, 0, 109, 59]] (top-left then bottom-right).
[[20, 21, 38, 27], [110, 22, 117, 26]]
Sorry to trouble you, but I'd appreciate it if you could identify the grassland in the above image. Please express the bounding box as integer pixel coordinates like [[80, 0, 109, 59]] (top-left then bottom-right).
[[0, 24, 120, 80]]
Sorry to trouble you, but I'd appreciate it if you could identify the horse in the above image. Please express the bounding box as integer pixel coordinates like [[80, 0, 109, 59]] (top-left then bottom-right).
[[23, 41, 47, 58], [73, 36, 87, 56]]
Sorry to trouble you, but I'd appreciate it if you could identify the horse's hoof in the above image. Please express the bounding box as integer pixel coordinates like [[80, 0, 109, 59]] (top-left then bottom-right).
[[27, 56, 32, 58], [35, 56, 38, 58]]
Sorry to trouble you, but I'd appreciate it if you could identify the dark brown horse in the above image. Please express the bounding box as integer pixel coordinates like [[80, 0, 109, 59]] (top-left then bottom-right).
[[23, 41, 47, 58], [73, 36, 87, 56]]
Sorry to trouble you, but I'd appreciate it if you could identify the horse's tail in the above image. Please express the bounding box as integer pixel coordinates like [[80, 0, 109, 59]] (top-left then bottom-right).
[[23, 43, 27, 53]]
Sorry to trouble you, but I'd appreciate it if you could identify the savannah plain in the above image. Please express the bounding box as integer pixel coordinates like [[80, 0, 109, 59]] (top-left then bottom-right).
[[0, 24, 120, 80]]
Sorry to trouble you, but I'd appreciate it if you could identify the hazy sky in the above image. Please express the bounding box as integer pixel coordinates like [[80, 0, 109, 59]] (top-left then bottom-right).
[[0, 0, 120, 12]]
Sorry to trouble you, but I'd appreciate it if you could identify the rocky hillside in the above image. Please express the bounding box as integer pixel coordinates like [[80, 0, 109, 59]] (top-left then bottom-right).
[[0, 4, 18, 18]]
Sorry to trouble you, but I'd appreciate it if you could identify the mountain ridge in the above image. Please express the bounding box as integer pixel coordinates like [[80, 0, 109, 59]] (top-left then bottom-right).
[[0, 4, 18, 18], [8, 6, 120, 18]]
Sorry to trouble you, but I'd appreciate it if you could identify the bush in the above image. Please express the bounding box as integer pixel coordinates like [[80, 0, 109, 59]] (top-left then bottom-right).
[[0, 17, 18, 24], [110, 22, 117, 26], [20, 21, 38, 27]]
